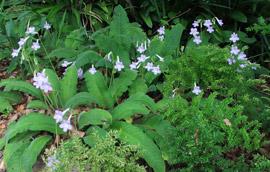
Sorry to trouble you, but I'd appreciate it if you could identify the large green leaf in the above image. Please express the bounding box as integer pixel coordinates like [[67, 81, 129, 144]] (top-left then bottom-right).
[[0, 91, 22, 104], [84, 72, 113, 108], [22, 136, 52, 172], [83, 126, 107, 147], [60, 66, 78, 105], [75, 50, 103, 68], [78, 109, 112, 129], [109, 69, 137, 100], [64, 92, 95, 109], [27, 100, 48, 110], [46, 48, 78, 59], [45, 69, 61, 106], [113, 122, 165, 172], [4, 113, 64, 142], [127, 93, 157, 111], [129, 78, 148, 95], [0, 97, 12, 114], [112, 101, 149, 120], [0, 79, 43, 99], [4, 140, 29, 172], [163, 23, 185, 56], [110, 5, 129, 36]]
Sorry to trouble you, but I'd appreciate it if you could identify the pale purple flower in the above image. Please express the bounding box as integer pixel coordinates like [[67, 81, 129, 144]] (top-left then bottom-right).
[[114, 56, 124, 72], [18, 37, 28, 47], [59, 119, 72, 132], [206, 26, 214, 33], [54, 110, 64, 123], [157, 26, 165, 35], [54, 109, 69, 123], [137, 43, 147, 54], [26, 26, 37, 35], [240, 64, 247, 68], [11, 48, 20, 58], [204, 20, 212, 27], [144, 62, 154, 71], [152, 65, 161, 75], [33, 70, 53, 93], [61, 61, 72, 67], [31, 40, 40, 51], [230, 45, 240, 55], [156, 54, 164, 62], [193, 35, 202, 45], [88, 65, 97, 75], [129, 61, 139, 70], [227, 58, 236, 65], [192, 85, 202, 95], [77, 68, 83, 79], [137, 54, 149, 63], [229, 33, 239, 43], [216, 18, 223, 26], [190, 27, 199, 36], [43, 21, 51, 30], [238, 52, 247, 60], [47, 155, 59, 170], [192, 20, 200, 27]]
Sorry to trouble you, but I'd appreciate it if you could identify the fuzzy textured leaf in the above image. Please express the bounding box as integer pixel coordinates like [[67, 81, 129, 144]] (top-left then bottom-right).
[[60, 66, 78, 105], [4, 113, 64, 142], [78, 109, 112, 129], [27, 100, 48, 109], [64, 92, 95, 109], [75, 50, 103, 68], [84, 72, 113, 108], [113, 122, 165, 172], [0, 91, 22, 104], [22, 136, 52, 172], [109, 69, 137, 100], [0, 79, 43, 99]]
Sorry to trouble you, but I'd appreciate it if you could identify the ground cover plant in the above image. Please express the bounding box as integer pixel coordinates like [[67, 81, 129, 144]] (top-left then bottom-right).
[[0, 1, 270, 172]]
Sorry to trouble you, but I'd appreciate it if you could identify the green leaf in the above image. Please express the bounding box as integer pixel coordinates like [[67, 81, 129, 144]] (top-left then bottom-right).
[[22, 136, 52, 172], [0, 91, 22, 104], [0, 97, 12, 114], [46, 48, 78, 59], [109, 69, 137, 100], [140, 13, 153, 28], [113, 122, 165, 172], [27, 100, 48, 109], [4, 140, 29, 172], [60, 66, 78, 105], [64, 92, 95, 109], [75, 50, 103, 68], [128, 93, 157, 112], [83, 126, 107, 147], [163, 23, 185, 56], [45, 69, 60, 92], [65, 28, 85, 49], [4, 113, 64, 142], [230, 10, 247, 23], [78, 109, 112, 129], [0, 79, 43, 99], [129, 78, 148, 95], [112, 101, 149, 120], [45, 69, 61, 106], [110, 5, 129, 36], [85, 72, 113, 108]]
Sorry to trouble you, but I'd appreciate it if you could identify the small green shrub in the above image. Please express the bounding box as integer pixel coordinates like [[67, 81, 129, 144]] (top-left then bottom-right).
[[43, 131, 146, 172], [160, 93, 263, 171], [163, 44, 268, 124]]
